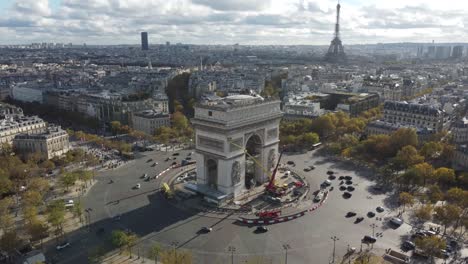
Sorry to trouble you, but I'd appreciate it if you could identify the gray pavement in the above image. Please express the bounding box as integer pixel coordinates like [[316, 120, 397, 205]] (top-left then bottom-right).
[[46, 148, 418, 264]]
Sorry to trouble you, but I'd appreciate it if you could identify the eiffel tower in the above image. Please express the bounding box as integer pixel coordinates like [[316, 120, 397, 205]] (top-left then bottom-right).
[[325, 2, 347, 63]]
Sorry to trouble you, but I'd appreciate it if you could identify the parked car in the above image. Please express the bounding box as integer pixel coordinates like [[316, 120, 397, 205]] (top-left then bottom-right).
[[402, 240, 415, 250], [376, 206, 385, 213], [321, 180, 332, 187], [200, 227, 212, 233], [362, 235, 377, 244], [355, 217, 364, 223], [390, 217, 403, 226], [135, 183, 141, 189], [346, 211, 357, 218], [367, 211, 376, 218], [327, 170, 334, 175], [314, 192, 324, 203], [255, 226, 268, 233]]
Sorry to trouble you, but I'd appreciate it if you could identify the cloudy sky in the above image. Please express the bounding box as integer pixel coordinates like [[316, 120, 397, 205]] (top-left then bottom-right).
[[0, 0, 467, 45]]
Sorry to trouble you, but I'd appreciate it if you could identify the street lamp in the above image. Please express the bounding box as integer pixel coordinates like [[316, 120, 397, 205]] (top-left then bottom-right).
[[330, 236, 339, 264], [282, 244, 291, 264], [370, 223, 378, 237], [228, 246, 236, 264]]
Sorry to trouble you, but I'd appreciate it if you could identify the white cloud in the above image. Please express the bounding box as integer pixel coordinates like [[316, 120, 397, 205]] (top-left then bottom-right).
[[0, 0, 466, 45]]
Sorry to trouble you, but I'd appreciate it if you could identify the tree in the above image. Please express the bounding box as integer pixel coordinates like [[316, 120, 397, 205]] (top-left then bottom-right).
[[414, 204, 433, 223], [389, 128, 419, 152], [411, 163, 434, 186], [60, 172, 77, 191], [110, 121, 123, 135], [420, 141, 443, 160], [126, 233, 138, 258], [39, 160, 55, 172], [434, 204, 462, 234], [28, 177, 50, 193], [159, 248, 193, 264], [302, 132, 320, 146], [393, 146, 424, 170], [172, 111, 189, 131], [0, 169, 13, 196], [414, 236, 446, 262], [22, 190, 43, 207], [72, 201, 84, 224], [426, 185, 444, 204], [47, 200, 66, 236], [149, 243, 162, 264], [0, 198, 14, 232], [23, 206, 38, 225], [26, 219, 49, 244], [433, 167, 455, 186], [111, 230, 128, 254], [399, 192, 415, 212], [446, 187, 466, 206], [312, 115, 336, 137], [0, 231, 21, 255]]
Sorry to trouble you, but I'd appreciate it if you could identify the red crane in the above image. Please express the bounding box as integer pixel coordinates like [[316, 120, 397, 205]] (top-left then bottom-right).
[[266, 151, 284, 193]]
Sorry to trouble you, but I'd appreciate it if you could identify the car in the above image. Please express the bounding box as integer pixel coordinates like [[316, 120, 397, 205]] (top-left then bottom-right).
[[65, 200, 74, 209], [200, 227, 212, 233], [338, 176, 345, 180], [440, 249, 450, 259], [342, 192, 352, 199], [142, 173, 148, 179], [172, 157, 177, 160], [56, 241, 70, 250], [346, 211, 357, 218], [339, 186, 347, 191], [172, 153, 180, 156], [362, 235, 377, 244], [347, 186, 355, 192], [367, 211, 376, 218], [402, 240, 415, 250], [376, 206, 385, 213], [354, 217, 364, 223], [171, 161, 177, 165], [327, 170, 334, 175], [113, 214, 121, 221], [328, 175, 336, 180], [147, 158, 153, 162], [412, 231, 427, 239], [309, 165, 316, 170], [287, 161, 295, 165], [314, 192, 324, 202], [255, 226, 268, 233], [165, 157, 170, 162], [344, 176, 352, 180], [345, 180, 353, 185], [135, 183, 141, 189], [304, 167, 312, 172], [145, 177, 151, 182], [186, 157, 192, 160], [321, 180, 332, 186], [390, 217, 403, 226]]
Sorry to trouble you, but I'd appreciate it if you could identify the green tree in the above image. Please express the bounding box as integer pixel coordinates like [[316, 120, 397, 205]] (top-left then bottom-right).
[[60, 172, 77, 191], [47, 200, 66, 236], [389, 128, 419, 152], [160, 248, 193, 264], [149, 243, 162, 264], [72, 201, 84, 224], [420, 141, 443, 160], [302, 132, 320, 146], [23, 206, 38, 225], [126, 233, 138, 258], [26, 219, 49, 244], [426, 185, 444, 204], [411, 163, 434, 186], [110, 121, 123, 135], [28, 177, 50, 193], [446, 187, 466, 206], [399, 192, 415, 212], [414, 236, 446, 262], [414, 204, 433, 223], [434, 204, 462, 234], [22, 190, 44, 207], [433, 167, 455, 186], [393, 146, 424, 170], [111, 230, 128, 254], [0, 198, 14, 232], [0, 169, 13, 196], [0, 230, 21, 255], [172, 111, 189, 132]]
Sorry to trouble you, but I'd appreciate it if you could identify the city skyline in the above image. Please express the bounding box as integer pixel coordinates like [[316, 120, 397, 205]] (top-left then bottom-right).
[[0, 0, 467, 45]]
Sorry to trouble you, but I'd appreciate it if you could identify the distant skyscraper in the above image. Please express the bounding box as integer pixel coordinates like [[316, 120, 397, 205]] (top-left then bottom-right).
[[141, 32, 149, 51], [325, 2, 346, 63], [416, 46, 424, 58], [452, 46, 464, 58]]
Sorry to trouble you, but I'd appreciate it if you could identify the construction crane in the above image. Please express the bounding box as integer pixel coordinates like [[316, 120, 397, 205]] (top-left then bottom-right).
[[228, 139, 286, 196]]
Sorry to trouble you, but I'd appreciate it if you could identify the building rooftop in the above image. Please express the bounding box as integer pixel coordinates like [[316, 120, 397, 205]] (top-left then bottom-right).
[[133, 109, 169, 118]]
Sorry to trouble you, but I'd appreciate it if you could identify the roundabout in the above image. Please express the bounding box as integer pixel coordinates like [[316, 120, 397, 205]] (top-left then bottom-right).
[[62, 148, 414, 264]]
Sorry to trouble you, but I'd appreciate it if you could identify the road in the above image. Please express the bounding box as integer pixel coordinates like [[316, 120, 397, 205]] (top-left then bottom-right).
[[48, 148, 414, 264]]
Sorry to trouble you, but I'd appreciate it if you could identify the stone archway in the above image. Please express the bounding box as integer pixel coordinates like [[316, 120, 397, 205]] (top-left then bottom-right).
[[245, 134, 262, 189], [206, 159, 218, 190]]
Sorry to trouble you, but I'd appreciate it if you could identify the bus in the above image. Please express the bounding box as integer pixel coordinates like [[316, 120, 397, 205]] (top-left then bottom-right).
[[310, 142, 322, 150]]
